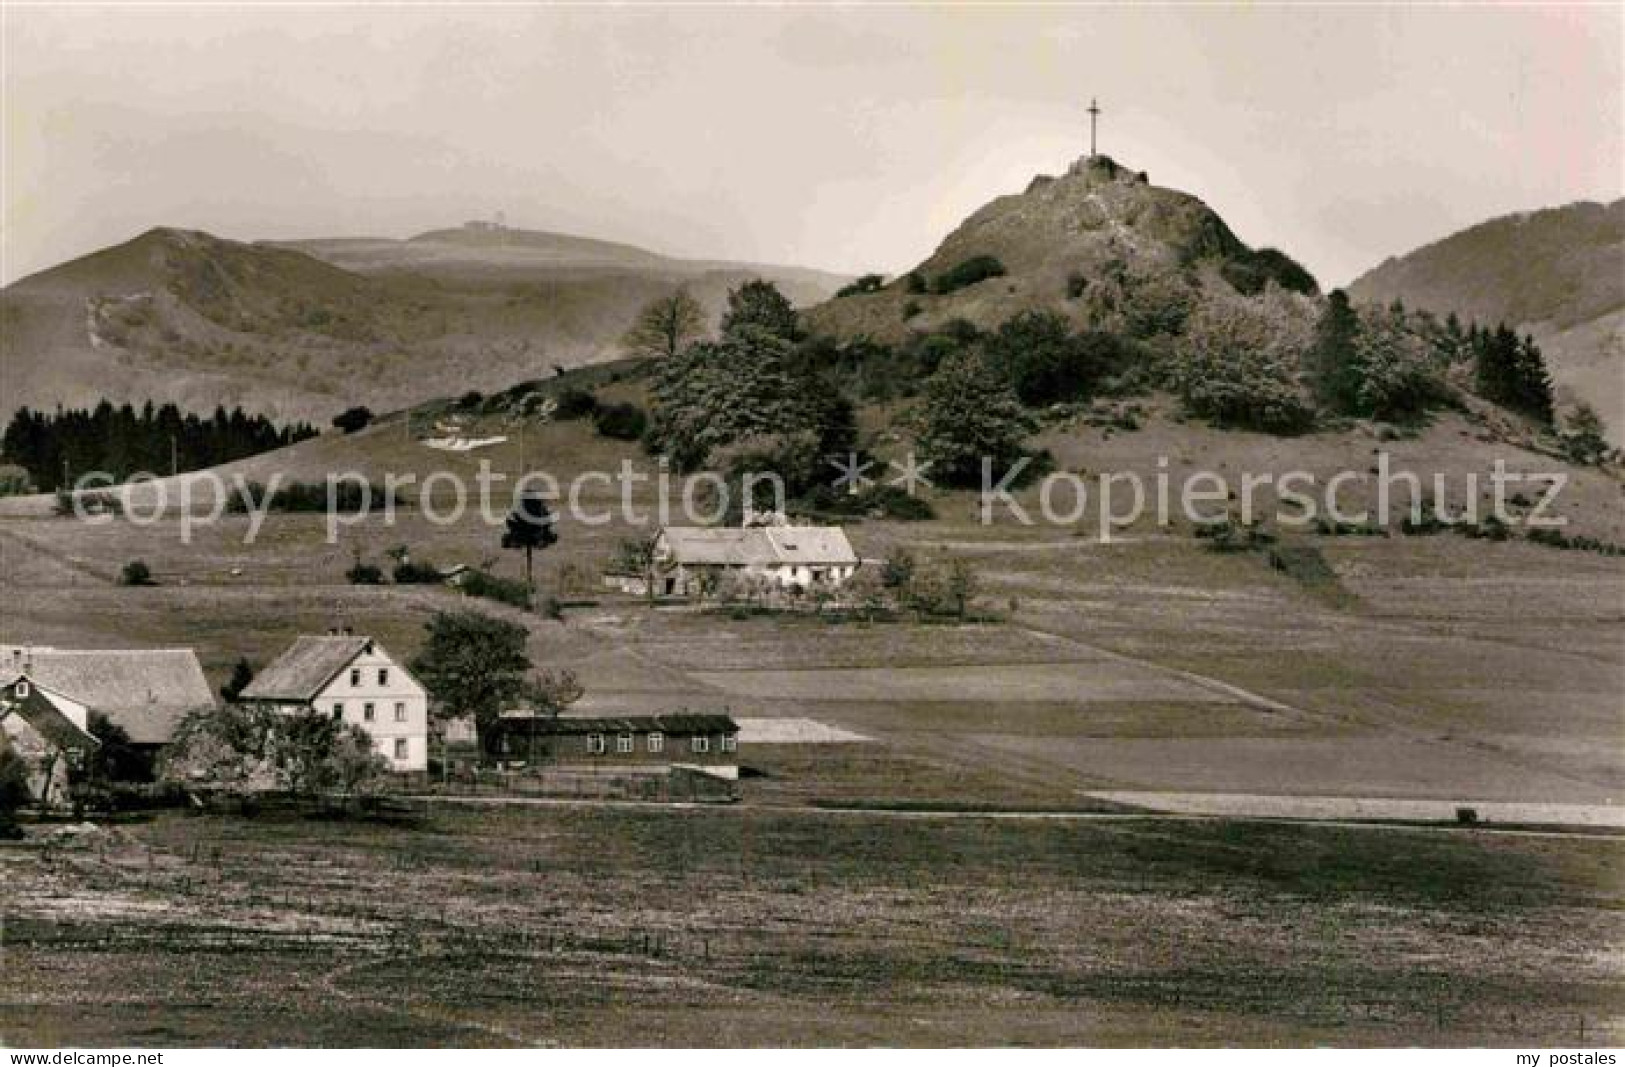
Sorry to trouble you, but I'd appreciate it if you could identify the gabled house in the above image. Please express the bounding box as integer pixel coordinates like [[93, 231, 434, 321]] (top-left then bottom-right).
[[605, 523, 859, 597], [239, 635, 428, 772], [0, 646, 214, 757], [0, 674, 101, 807]]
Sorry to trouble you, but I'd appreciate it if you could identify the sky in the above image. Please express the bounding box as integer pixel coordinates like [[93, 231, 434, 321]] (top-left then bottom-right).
[[3, 4, 1620, 289]]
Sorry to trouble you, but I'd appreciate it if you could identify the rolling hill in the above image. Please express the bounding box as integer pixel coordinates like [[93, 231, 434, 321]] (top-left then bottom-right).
[[0, 223, 848, 425], [1347, 200, 1625, 441]]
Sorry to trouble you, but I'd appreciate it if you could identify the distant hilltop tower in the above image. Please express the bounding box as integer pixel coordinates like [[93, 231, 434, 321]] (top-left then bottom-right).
[[1088, 97, 1101, 158]]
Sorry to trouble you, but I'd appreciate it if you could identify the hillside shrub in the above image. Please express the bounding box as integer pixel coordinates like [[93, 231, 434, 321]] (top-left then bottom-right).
[[346, 562, 384, 585], [225, 480, 403, 514], [458, 569, 533, 610], [392, 560, 443, 584], [0, 464, 32, 496], [119, 560, 155, 586], [332, 406, 374, 434], [933, 255, 1007, 294], [593, 401, 647, 441], [1194, 520, 1275, 553], [554, 388, 599, 421], [836, 274, 886, 298]]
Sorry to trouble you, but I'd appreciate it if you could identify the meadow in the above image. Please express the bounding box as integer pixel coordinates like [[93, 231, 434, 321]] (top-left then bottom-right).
[[3, 805, 1621, 1047]]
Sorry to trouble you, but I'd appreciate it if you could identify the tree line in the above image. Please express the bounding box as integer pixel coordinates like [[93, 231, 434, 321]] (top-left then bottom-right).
[[2, 401, 316, 491]]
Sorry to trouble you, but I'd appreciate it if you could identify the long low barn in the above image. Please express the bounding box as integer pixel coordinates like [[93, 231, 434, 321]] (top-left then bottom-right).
[[487, 711, 740, 779]]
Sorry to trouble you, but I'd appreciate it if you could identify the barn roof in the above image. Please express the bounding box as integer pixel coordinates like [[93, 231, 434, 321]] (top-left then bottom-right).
[[499, 710, 739, 736], [0, 649, 212, 744], [240, 636, 373, 702], [659, 525, 856, 567]]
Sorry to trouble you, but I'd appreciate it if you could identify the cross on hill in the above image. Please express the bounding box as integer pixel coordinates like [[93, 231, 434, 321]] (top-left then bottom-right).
[[1088, 97, 1102, 157]]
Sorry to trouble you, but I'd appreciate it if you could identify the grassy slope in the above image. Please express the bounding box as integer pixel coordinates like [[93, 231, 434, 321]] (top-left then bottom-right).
[[0, 226, 847, 425], [1347, 199, 1625, 440]]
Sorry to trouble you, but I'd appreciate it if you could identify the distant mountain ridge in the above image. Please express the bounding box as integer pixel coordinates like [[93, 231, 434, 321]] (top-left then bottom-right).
[[1348, 199, 1625, 440], [0, 222, 848, 423]]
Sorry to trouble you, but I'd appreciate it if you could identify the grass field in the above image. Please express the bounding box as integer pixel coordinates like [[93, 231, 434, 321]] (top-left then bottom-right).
[[4, 806, 1621, 1047]]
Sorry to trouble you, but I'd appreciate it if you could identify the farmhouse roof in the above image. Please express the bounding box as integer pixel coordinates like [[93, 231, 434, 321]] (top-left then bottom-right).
[[762, 525, 857, 566], [0, 679, 100, 753], [660, 526, 778, 567], [500, 709, 739, 736], [240, 636, 374, 702], [660, 525, 856, 567], [0, 648, 212, 744]]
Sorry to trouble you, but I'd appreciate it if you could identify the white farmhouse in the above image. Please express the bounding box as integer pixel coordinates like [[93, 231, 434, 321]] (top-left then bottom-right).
[[606, 523, 859, 597], [240, 635, 428, 772]]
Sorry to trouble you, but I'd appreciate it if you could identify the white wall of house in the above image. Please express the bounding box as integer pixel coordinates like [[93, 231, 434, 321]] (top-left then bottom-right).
[[28, 683, 90, 732], [312, 646, 429, 772]]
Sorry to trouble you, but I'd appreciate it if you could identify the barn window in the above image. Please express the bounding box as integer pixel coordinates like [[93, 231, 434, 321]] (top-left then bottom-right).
[[616, 733, 634, 754], [393, 739, 408, 760], [394, 702, 406, 722], [691, 735, 710, 754], [378, 667, 389, 686], [587, 733, 606, 755], [363, 703, 376, 723], [721, 735, 737, 753], [647, 732, 664, 753]]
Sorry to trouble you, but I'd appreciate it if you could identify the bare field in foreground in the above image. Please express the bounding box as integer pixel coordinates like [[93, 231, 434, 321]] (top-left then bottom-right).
[[3, 806, 1621, 1047]]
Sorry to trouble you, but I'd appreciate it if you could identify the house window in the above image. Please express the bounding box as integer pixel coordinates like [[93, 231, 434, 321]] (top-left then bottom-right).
[[378, 667, 389, 686], [332, 702, 344, 720], [648, 732, 663, 753], [349, 668, 361, 687], [394, 702, 406, 723], [722, 734, 737, 753], [587, 733, 606, 754], [616, 733, 634, 754], [691, 735, 710, 754], [393, 738, 408, 760], [363, 703, 376, 723], [14, 681, 28, 698]]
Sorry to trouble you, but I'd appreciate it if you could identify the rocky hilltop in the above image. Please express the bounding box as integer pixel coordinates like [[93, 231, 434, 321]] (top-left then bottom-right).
[[804, 154, 1317, 343]]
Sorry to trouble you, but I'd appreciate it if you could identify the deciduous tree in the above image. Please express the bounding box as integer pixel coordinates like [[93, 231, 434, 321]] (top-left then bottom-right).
[[623, 288, 706, 359]]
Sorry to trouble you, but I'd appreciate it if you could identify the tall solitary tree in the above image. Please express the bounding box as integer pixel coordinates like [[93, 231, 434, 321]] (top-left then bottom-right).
[[502, 488, 558, 595], [623, 288, 707, 359]]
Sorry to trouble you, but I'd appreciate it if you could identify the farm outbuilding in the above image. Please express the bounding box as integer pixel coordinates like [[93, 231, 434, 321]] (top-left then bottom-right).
[[486, 710, 741, 779]]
